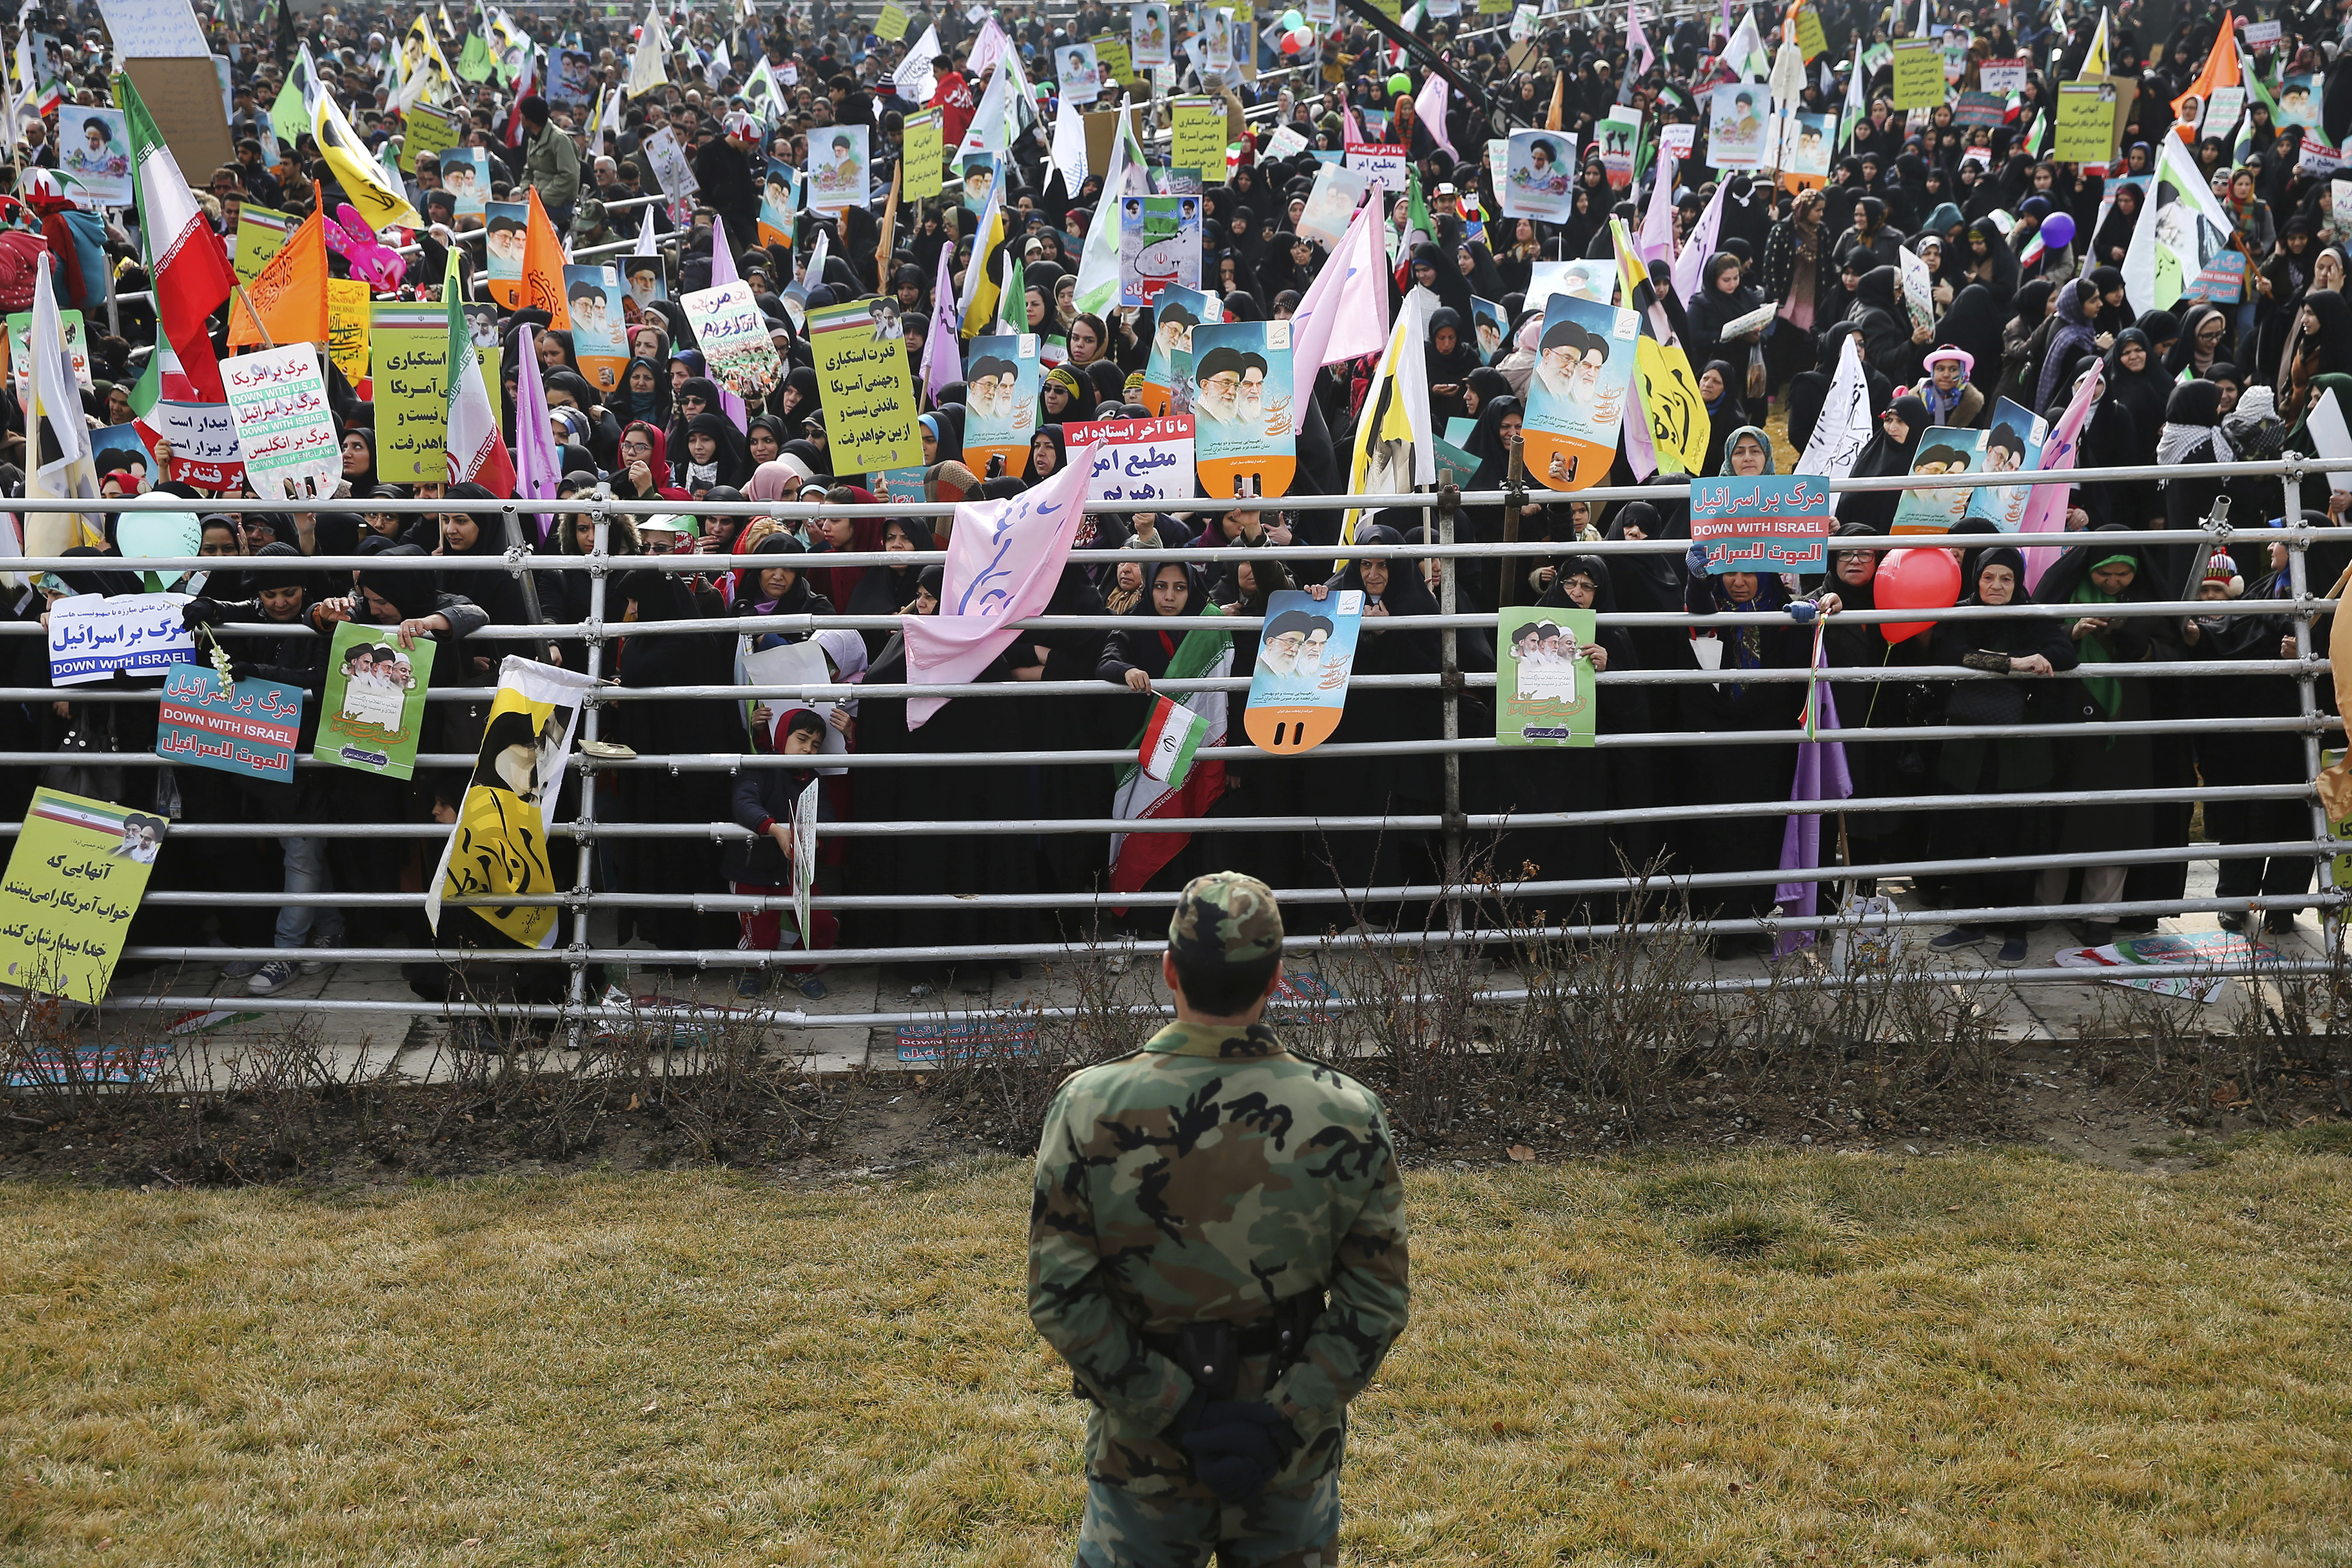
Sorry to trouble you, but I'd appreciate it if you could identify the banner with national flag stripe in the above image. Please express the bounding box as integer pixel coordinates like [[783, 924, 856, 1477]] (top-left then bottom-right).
[[445, 250, 516, 490], [1110, 614, 1233, 897], [117, 72, 230, 404]]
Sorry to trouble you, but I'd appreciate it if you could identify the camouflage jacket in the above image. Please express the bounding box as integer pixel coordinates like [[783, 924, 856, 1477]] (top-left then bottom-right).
[[1027, 1019, 1410, 1496]]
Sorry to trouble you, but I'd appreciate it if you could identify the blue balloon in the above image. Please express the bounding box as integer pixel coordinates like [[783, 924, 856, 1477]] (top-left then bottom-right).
[[2039, 212, 2076, 250]]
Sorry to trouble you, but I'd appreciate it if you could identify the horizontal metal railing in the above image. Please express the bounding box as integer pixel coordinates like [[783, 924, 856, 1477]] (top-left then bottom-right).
[[4, 462, 2343, 1036]]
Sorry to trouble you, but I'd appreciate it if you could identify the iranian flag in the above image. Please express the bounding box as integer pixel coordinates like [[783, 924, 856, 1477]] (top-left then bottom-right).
[[1108, 612, 1234, 898], [444, 252, 516, 490], [118, 73, 230, 403]]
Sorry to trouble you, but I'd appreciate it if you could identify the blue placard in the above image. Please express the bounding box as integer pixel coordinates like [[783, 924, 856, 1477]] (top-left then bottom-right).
[[155, 661, 303, 781], [1687, 474, 1835, 572]]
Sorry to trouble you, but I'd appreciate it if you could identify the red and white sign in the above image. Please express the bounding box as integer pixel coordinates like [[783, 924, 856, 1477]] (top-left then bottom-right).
[[1065, 416, 1198, 507]]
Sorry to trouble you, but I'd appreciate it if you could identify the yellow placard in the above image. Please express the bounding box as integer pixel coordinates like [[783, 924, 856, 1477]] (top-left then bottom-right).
[[1093, 34, 1135, 85], [902, 106, 947, 196], [0, 788, 164, 1004], [1795, 6, 1828, 61], [233, 205, 293, 285], [876, 2, 909, 40], [807, 299, 924, 474], [326, 278, 372, 384], [1170, 96, 1227, 183], [1890, 39, 1947, 110], [369, 301, 447, 484], [401, 102, 463, 173], [2054, 81, 2116, 163]]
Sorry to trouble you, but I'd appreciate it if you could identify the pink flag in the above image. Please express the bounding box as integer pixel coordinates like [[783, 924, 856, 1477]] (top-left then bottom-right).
[[513, 325, 560, 542], [1343, 101, 1365, 144], [903, 441, 1107, 727], [1638, 149, 1678, 266], [706, 214, 752, 434], [1628, 0, 1657, 78], [923, 246, 962, 405], [1285, 199, 1390, 432], [1671, 176, 1728, 303], [2018, 360, 2104, 591], [1414, 72, 1455, 160]]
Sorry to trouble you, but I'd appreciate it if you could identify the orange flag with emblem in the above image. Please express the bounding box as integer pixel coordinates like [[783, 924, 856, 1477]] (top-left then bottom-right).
[[2170, 20, 2239, 124], [520, 187, 570, 329], [227, 203, 328, 347]]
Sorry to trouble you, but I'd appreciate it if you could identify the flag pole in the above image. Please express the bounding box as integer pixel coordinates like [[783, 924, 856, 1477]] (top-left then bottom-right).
[[232, 283, 276, 349]]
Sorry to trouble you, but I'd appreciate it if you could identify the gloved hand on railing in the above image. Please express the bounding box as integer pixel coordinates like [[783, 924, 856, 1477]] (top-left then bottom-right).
[[1685, 541, 1710, 575], [1786, 599, 1819, 624], [181, 599, 227, 630]]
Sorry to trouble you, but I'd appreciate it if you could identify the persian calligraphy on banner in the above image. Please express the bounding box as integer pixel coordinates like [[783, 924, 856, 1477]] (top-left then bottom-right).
[[1067, 415, 1197, 506], [141, 400, 245, 489], [1343, 141, 1411, 195], [1688, 474, 1836, 571], [1118, 193, 1201, 306], [426, 656, 597, 949], [1890, 39, 1945, 110], [326, 278, 371, 384], [316, 621, 435, 780], [1495, 607, 1598, 747], [369, 301, 447, 483], [0, 787, 167, 1004], [2054, 82, 2114, 162], [1635, 337, 1710, 477], [155, 661, 303, 781], [223, 343, 340, 502], [1978, 57, 2027, 93], [401, 102, 462, 171], [681, 279, 783, 399], [1170, 96, 1227, 182], [47, 592, 195, 686], [807, 296, 923, 474], [900, 107, 946, 195]]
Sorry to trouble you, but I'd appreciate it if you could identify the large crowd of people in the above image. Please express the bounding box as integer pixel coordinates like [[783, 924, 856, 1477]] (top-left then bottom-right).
[[6, 0, 2340, 1004]]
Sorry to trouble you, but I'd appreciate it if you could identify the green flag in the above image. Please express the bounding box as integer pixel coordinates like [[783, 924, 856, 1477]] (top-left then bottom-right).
[[455, 33, 495, 81], [997, 255, 1026, 335]]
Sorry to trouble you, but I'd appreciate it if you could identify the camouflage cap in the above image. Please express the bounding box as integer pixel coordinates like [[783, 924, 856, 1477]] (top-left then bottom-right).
[[1167, 870, 1284, 968]]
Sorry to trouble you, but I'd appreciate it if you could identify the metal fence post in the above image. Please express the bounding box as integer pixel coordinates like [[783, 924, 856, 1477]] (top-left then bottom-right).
[[2284, 464, 2336, 948], [564, 484, 614, 1045], [1438, 484, 1462, 937]]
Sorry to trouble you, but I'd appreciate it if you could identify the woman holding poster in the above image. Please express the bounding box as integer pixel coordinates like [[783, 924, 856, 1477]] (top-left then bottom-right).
[[1519, 295, 1637, 491], [1187, 320, 1295, 497], [961, 334, 1039, 479]]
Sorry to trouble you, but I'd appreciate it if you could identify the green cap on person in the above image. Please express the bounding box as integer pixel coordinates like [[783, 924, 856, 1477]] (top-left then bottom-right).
[[1167, 870, 1284, 968]]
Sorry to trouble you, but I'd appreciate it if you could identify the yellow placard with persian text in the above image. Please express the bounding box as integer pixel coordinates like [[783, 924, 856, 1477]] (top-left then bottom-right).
[[807, 299, 923, 474], [327, 279, 372, 385], [1170, 97, 1227, 183]]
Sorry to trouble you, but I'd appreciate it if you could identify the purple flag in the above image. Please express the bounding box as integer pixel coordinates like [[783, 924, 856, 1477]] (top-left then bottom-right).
[[923, 245, 961, 406], [513, 325, 560, 543], [705, 214, 752, 434], [2018, 359, 2104, 592], [1771, 657, 1853, 957]]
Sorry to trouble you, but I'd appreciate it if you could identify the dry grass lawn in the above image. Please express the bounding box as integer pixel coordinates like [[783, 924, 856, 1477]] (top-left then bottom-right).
[[4, 1139, 2350, 1566]]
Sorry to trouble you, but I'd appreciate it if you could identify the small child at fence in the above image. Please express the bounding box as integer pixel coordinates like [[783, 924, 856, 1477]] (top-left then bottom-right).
[[724, 706, 839, 1000]]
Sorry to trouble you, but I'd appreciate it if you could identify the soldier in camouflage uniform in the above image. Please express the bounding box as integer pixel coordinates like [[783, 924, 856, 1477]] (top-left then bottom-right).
[[1028, 871, 1411, 1567]]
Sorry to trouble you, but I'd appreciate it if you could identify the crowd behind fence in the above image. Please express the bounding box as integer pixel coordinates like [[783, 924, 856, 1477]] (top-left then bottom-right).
[[5, 456, 2347, 1031]]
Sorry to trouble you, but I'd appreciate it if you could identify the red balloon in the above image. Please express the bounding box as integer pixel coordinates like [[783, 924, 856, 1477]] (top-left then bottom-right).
[[1875, 545, 1960, 644], [1281, 30, 1303, 51]]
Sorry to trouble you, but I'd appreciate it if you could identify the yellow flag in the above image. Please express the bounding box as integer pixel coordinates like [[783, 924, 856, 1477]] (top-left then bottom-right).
[[313, 89, 423, 230]]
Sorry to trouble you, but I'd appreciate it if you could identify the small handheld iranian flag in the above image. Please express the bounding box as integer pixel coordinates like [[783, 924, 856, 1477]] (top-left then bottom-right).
[[1139, 694, 1209, 787]]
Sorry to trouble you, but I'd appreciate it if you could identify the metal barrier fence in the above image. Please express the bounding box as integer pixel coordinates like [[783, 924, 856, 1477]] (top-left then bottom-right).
[[8, 454, 2349, 1029]]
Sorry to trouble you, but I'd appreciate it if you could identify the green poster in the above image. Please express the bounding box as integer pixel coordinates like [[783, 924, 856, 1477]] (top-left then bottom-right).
[[1495, 608, 1598, 748], [1890, 40, 1947, 110], [808, 299, 924, 475], [902, 106, 947, 195], [0, 787, 166, 1003], [402, 102, 463, 173], [1171, 97, 1228, 184], [315, 620, 437, 780], [2053, 82, 2115, 163], [370, 302, 447, 484]]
